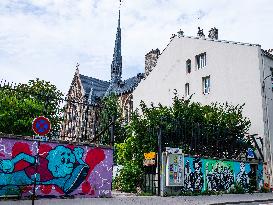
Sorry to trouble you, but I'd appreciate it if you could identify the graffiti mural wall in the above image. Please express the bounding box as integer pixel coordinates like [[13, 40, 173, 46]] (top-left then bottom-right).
[[164, 154, 262, 193], [0, 137, 113, 198], [184, 157, 204, 192], [182, 156, 263, 192], [204, 159, 234, 192], [257, 163, 263, 189]]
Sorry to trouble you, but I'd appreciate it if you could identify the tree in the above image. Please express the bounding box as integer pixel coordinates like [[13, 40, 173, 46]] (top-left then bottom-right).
[[0, 78, 63, 137], [97, 93, 127, 145], [114, 92, 252, 192]]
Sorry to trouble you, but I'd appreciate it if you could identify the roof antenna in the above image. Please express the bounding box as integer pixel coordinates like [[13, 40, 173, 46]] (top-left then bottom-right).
[[76, 62, 80, 75]]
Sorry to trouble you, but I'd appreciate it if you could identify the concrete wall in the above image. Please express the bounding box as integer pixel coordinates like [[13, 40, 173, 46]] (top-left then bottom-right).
[[161, 154, 263, 195], [133, 36, 264, 137], [0, 136, 113, 198]]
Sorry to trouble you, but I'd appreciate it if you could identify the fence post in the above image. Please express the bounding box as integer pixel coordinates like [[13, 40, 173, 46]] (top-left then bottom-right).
[[110, 115, 115, 146], [32, 141, 40, 205], [157, 126, 162, 196], [85, 105, 90, 141], [93, 110, 96, 142]]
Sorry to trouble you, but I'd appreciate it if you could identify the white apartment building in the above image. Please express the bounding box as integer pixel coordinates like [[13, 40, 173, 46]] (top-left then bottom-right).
[[133, 29, 273, 186]]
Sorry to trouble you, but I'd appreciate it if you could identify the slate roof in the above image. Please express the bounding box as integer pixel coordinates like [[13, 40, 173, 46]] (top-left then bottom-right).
[[104, 73, 144, 96], [79, 74, 110, 104], [79, 73, 144, 105]]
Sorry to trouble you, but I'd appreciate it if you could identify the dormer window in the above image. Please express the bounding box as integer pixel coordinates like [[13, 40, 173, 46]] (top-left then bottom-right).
[[186, 59, 191, 74]]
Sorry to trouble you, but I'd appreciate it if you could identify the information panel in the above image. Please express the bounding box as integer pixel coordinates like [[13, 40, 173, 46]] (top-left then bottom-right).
[[166, 153, 184, 186]]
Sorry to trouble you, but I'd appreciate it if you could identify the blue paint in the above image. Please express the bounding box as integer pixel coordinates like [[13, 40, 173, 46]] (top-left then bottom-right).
[[257, 163, 264, 189], [184, 157, 204, 191], [0, 145, 89, 196]]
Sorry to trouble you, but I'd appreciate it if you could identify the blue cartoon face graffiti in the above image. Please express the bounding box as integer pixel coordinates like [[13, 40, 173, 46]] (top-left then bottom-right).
[[47, 146, 76, 178], [0, 145, 89, 195]]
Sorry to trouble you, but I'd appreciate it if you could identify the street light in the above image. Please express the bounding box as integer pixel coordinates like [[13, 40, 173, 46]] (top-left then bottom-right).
[[262, 74, 272, 92]]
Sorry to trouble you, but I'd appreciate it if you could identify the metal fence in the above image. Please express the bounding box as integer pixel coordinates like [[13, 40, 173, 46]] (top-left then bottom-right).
[[161, 120, 248, 160], [142, 119, 262, 196]]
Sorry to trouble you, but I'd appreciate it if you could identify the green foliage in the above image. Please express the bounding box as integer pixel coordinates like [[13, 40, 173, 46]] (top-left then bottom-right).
[[114, 92, 252, 193], [0, 78, 63, 137], [98, 94, 126, 144], [113, 161, 143, 193], [229, 183, 245, 194], [179, 190, 205, 196], [260, 186, 270, 193]]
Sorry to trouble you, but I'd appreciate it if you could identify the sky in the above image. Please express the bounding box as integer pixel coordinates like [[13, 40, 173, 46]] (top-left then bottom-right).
[[0, 0, 272, 94]]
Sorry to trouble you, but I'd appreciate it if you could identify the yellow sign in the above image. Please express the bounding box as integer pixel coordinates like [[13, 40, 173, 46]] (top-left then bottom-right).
[[144, 152, 156, 160], [143, 159, 156, 166]]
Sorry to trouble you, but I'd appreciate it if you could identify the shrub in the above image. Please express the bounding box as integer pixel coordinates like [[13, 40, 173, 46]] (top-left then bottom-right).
[[113, 161, 143, 193], [229, 183, 245, 194]]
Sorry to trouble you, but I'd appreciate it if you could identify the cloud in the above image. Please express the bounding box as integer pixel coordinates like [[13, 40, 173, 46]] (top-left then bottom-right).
[[0, 0, 272, 94]]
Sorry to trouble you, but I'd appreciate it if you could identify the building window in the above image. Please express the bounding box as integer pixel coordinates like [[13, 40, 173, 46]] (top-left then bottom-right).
[[186, 59, 191, 74], [185, 83, 190, 97], [202, 76, 210, 94], [196, 53, 206, 69]]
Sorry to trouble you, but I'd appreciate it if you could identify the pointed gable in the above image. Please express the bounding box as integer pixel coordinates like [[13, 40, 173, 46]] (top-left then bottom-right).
[[67, 68, 85, 101]]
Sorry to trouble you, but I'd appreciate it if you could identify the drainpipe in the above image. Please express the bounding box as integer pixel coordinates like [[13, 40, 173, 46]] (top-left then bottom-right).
[[262, 55, 272, 188]]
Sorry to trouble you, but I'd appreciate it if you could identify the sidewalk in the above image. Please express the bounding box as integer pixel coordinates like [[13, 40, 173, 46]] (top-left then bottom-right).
[[1, 193, 273, 205]]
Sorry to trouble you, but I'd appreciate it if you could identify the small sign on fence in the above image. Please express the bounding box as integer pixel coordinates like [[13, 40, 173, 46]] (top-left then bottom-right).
[[143, 159, 156, 166], [33, 135, 48, 142], [144, 152, 156, 166], [165, 147, 182, 154], [247, 148, 255, 159], [144, 152, 156, 160]]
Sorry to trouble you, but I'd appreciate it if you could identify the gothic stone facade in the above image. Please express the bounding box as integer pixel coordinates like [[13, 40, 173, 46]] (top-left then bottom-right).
[[61, 9, 159, 142]]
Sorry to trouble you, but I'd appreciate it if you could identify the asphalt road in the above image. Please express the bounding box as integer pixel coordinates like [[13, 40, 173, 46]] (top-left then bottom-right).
[[2, 193, 273, 205]]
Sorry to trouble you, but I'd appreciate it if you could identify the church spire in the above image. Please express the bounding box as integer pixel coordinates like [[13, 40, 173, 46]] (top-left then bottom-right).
[[111, 5, 122, 83]]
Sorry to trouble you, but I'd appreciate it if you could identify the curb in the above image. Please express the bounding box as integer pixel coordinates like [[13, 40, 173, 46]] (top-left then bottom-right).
[[210, 199, 273, 205]]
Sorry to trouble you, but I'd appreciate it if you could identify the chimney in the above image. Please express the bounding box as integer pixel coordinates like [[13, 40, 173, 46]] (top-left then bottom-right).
[[177, 29, 184, 38], [144, 49, 160, 78], [208, 27, 219, 40], [197, 27, 205, 38]]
